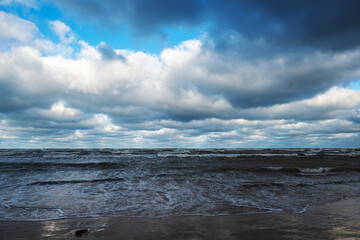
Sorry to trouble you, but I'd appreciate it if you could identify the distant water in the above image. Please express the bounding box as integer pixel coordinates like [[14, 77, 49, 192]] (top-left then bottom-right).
[[0, 148, 360, 221]]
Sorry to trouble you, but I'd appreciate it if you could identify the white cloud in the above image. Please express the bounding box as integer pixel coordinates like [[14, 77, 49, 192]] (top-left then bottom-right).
[[49, 20, 75, 44], [303, 86, 360, 108], [0, 11, 38, 43], [139, 128, 177, 137], [161, 39, 202, 67], [81, 114, 121, 133], [35, 39, 74, 57], [29, 101, 83, 121], [56, 129, 85, 142], [242, 86, 360, 120]]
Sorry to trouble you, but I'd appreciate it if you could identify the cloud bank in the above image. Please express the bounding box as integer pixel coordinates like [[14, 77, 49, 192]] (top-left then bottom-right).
[[0, 1, 360, 148]]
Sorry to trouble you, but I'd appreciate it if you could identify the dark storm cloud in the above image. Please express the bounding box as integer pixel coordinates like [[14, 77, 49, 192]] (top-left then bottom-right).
[[55, 0, 205, 36], [208, 0, 360, 52], [55, 0, 360, 52]]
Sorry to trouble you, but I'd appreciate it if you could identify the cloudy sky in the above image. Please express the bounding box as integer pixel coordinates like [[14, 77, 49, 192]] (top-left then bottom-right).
[[1, 0, 360, 148]]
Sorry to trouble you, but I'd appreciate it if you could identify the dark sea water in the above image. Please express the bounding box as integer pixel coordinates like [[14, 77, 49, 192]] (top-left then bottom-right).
[[0, 148, 360, 221]]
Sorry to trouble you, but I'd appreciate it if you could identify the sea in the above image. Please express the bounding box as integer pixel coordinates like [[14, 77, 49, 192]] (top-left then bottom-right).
[[0, 148, 359, 221]]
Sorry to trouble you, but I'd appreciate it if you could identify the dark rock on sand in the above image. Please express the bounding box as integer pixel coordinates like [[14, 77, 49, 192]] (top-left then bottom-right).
[[75, 228, 88, 237]]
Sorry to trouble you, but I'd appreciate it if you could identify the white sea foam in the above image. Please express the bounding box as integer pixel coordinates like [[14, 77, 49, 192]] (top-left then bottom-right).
[[57, 208, 65, 217], [297, 204, 309, 213], [299, 167, 332, 175]]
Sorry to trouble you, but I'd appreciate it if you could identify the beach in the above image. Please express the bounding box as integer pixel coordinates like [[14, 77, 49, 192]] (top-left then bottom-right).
[[1, 197, 360, 239]]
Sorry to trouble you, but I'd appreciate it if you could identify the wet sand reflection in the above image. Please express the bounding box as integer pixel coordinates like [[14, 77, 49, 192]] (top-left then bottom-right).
[[1, 197, 360, 239]]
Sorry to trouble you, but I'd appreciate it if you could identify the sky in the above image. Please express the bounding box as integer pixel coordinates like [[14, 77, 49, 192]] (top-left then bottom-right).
[[0, 0, 360, 148]]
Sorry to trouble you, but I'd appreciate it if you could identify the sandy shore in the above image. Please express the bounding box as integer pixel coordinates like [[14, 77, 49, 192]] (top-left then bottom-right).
[[1, 197, 360, 240]]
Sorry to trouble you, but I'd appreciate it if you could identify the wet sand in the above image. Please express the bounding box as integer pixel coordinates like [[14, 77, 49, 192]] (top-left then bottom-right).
[[1, 197, 360, 240]]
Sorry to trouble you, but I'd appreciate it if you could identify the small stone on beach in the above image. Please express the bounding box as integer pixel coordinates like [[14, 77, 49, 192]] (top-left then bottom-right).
[[75, 228, 88, 237]]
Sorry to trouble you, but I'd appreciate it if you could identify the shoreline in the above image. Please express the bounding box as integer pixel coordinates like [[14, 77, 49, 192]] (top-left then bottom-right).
[[1, 197, 360, 239]]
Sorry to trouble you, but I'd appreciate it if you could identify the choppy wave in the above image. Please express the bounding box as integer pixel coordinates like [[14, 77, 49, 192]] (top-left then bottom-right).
[[1, 148, 360, 221], [246, 166, 360, 175], [239, 179, 360, 188], [28, 177, 125, 185], [2, 161, 360, 175], [0, 162, 126, 172], [298, 167, 333, 176]]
